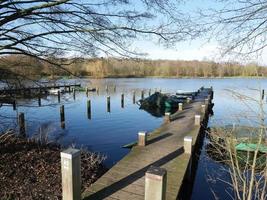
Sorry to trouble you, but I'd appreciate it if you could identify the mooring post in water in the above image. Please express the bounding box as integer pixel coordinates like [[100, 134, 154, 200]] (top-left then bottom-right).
[[18, 112, 25, 136], [195, 115, 201, 126], [138, 131, 147, 146], [73, 88, 76, 100], [87, 100, 91, 119], [145, 166, 167, 200], [114, 85, 116, 92], [106, 85, 108, 93], [38, 96, 41, 107], [121, 93, 124, 108], [141, 90, 144, 100], [68, 86, 71, 93], [178, 103, 183, 111], [262, 89, 265, 100], [60, 105, 65, 128], [13, 100, 16, 110], [149, 89, 151, 96], [97, 87, 99, 95], [164, 112, 171, 123], [58, 91, 61, 103], [107, 96, 111, 113], [201, 104, 206, 114], [61, 148, 81, 200], [133, 91, 136, 104], [86, 87, 89, 97]]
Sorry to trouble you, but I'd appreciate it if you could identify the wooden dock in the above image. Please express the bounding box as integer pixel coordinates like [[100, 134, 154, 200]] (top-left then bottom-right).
[[82, 88, 213, 200]]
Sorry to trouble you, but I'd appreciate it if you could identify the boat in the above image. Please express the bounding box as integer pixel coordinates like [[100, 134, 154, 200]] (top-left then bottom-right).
[[48, 88, 64, 94], [139, 92, 186, 109]]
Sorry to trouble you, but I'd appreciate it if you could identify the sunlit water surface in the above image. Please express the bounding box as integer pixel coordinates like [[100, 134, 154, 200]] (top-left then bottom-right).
[[1, 78, 267, 199]]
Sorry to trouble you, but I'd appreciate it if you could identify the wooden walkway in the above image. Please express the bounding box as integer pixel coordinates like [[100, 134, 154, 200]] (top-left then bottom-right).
[[82, 88, 213, 200]]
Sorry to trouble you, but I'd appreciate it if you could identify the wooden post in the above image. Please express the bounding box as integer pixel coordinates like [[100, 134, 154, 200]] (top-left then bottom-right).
[[184, 136, 193, 154], [114, 85, 116, 92], [86, 87, 89, 97], [121, 93, 124, 108], [38, 96, 41, 106], [141, 90, 144, 100], [106, 85, 108, 93], [201, 104, 206, 113], [87, 100, 91, 119], [60, 105, 65, 129], [149, 89, 151, 96], [186, 97, 191, 103], [133, 91, 136, 104], [138, 131, 147, 146], [195, 115, 201, 126], [97, 87, 99, 95], [184, 136, 193, 181], [58, 90, 61, 103], [13, 100, 16, 110], [145, 166, 167, 200], [107, 96, 111, 113], [164, 112, 171, 123], [18, 112, 25, 136], [68, 86, 71, 93], [73, 88, 76, 100], [61, 148, 81, 200], [178, 103, 183, 111]]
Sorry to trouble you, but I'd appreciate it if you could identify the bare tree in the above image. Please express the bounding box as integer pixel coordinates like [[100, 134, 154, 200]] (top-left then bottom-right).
[[197, 0, 267, 58], [0, 0, 200, 61], [207, 88, 267, 199]]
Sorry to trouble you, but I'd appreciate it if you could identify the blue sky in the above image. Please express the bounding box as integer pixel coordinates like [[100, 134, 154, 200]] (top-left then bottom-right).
[[128, 0, 267, 65]]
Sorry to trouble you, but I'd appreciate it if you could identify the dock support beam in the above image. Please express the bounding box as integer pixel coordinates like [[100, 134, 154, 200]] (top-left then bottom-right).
[[145, 166, 167, 200], [61, 148, 81, 200], [195, 115, 201, 126], [138, 131, 147, 146]]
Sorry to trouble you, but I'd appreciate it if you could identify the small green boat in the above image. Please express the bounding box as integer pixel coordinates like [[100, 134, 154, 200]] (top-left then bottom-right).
[[236, 143, 267, 153]]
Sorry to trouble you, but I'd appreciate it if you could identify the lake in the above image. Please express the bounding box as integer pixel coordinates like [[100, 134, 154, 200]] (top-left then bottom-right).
[[1, 77, 267, 199]]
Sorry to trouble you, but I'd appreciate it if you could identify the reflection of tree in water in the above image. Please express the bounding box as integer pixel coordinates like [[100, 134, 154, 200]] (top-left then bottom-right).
[[31, 121, 66, 145]]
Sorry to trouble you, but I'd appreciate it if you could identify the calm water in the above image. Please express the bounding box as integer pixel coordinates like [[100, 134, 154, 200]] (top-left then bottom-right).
[[1, 78, 267, 199]]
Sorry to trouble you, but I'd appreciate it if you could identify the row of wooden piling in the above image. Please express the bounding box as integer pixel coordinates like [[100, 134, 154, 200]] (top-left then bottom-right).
[[16, 91, 145, 135]]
